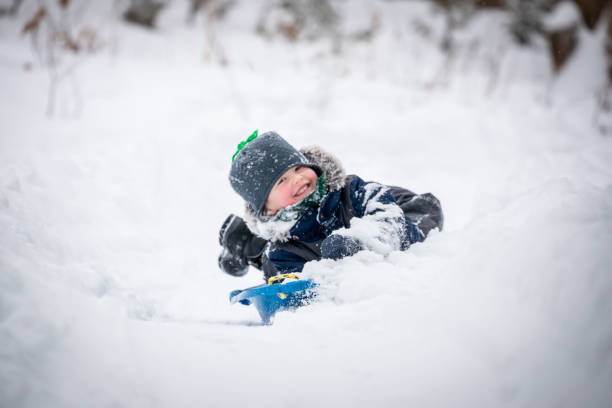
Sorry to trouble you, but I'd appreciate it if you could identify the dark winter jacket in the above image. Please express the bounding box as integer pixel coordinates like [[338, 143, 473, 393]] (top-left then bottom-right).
[[243, 146, 443, 278]]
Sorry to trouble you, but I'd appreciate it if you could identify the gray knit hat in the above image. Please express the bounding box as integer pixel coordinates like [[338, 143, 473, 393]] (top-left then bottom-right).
[[229, 131, 322, 216]]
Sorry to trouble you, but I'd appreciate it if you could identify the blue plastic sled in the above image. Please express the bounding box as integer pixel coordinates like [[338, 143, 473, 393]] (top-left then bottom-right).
[[229, 276, 317, 324]]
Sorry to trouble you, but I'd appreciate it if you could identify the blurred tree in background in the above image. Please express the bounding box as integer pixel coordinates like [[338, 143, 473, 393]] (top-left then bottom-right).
[[0, 0, 24, 17], [4, 0, 610, 73], [187, 0, 236, 64], [15, 0, 103, 115], [2, 0, 610, 120], [256, 0, 340, 44], [431, 0, 609, 73], [123, 0, 165, 28]]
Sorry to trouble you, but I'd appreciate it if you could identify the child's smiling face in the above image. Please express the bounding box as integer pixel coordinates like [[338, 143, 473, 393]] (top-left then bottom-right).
[[264, 166, 318, 216]]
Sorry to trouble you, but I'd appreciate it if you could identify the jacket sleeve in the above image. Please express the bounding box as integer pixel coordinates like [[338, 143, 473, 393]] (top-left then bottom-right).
[[339, 176, 409, 253], [266, 248, 308, 275]]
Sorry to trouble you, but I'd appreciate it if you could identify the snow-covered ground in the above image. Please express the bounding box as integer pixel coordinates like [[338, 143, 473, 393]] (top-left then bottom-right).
[[1, 1, 611, 407]]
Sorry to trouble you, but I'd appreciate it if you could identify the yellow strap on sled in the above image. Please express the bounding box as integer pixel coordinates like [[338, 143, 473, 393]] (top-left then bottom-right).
[[267, 273, 301, 285], [268, 274, 301, 299]]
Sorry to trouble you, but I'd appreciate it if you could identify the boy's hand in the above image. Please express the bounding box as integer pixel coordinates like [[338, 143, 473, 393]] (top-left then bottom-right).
[[218, 214, 267, 276], [321, 234, 362, 260]]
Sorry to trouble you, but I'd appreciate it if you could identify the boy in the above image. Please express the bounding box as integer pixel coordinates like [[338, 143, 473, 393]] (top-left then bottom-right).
[[218, 130, 443, 280]]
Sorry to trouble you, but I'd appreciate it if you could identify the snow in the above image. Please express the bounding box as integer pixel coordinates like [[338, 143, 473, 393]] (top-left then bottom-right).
[[543, 1, 581, 31], [1, 1, 612, 407], [336, 182, 406, 254]]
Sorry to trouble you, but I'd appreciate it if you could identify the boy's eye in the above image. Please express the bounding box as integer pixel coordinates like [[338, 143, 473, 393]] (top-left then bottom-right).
[[295, 166, 302, 172]]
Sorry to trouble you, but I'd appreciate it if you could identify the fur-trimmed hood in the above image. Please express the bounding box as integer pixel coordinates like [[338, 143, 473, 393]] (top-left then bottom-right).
[[243, 145, 346, 242]]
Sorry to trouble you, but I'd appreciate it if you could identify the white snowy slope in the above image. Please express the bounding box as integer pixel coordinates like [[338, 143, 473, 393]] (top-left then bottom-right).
[[1, 1, 611, 407]]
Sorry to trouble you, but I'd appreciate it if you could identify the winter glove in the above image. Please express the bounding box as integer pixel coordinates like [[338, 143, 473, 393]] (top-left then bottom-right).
[[218, 214, 268, 277], [321, 234, 362, 260]]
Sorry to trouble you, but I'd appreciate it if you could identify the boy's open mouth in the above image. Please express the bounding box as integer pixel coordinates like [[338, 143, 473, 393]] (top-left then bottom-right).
[[294, 182, 312, 198]]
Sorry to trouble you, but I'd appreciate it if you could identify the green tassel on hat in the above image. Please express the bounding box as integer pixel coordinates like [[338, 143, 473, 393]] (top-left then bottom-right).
[[232, 130, 258, 163]]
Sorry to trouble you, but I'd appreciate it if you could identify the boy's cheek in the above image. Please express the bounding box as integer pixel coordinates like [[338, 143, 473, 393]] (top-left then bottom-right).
[[280, 190, 292, 205], [280, 187, 296, 206]]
